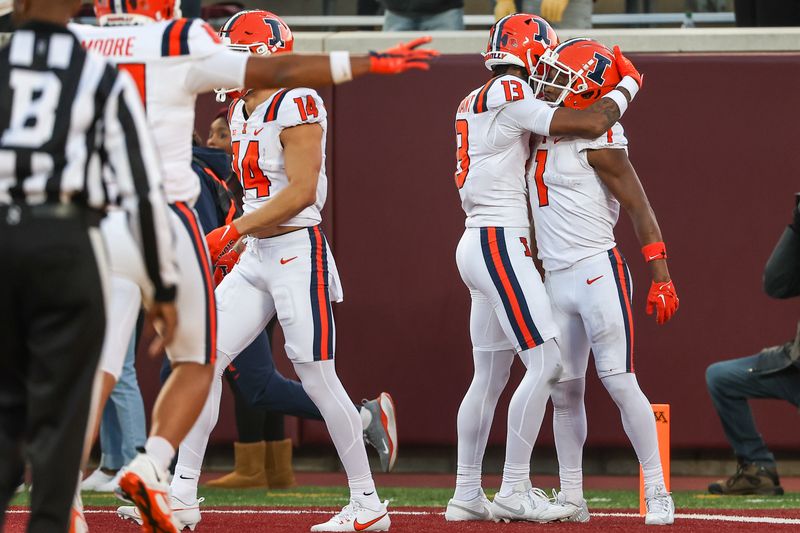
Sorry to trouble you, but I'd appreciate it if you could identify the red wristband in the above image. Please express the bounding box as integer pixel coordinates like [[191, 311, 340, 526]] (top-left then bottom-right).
[[642, 241, 667, 262]]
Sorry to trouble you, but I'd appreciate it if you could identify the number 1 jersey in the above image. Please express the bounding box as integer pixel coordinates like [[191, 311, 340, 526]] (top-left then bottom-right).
[[228, 88, 327, 227], [70, 20, 249, 204], [454, 74, 556, 228]]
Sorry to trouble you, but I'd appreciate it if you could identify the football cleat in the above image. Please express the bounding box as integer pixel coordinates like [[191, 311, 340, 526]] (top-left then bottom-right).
[[554, 490, 590, 522], [444, 490, 494, 521], [310, 499, 391, 532], [644, 485, 675, 525], [362, 393, 398, 473], [118, 497, 204, 531], [94, 470, 124, 493], [117, 453, 178, 533], [70, 491, 89, 533], [491, 481, 574, 523], [81, 468, 115, 492]]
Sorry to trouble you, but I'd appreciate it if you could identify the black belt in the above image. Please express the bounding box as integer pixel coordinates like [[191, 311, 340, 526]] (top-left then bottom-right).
[[0, 203, 103, 226]]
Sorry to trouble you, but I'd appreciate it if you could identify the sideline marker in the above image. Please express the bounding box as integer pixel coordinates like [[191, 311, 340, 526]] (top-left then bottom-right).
[[640, 403, 670, 515]]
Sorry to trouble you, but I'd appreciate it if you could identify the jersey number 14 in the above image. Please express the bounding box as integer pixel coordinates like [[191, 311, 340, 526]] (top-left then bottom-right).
[[232, 140, 271, 198]]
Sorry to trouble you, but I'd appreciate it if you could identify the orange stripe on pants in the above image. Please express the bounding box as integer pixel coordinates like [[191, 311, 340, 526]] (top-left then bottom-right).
[[611, 247, 634, 372], [313, 226, 330, 361], [487, 227, 536, 349]]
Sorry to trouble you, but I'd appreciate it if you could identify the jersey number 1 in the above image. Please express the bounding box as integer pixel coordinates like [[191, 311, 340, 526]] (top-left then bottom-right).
[[532, 149, 549, 207], [232, 140, 271, 198], [455, 119, 470, 189]]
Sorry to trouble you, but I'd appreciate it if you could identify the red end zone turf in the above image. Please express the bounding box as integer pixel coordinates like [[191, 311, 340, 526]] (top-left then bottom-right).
[[6, 507, 800, 532]]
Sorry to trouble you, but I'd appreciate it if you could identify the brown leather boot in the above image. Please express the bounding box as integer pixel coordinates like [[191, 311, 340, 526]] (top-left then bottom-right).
[[708, 463, 784, 495], [265, 438, 296, 489], [206, 441, 268, 489]]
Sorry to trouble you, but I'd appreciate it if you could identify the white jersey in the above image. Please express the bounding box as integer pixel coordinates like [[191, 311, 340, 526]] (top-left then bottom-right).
[[455, 74, 556, 228], [528, 122, 628, 271], [70, 20, 249, 204], [228, 88, 328, 227]]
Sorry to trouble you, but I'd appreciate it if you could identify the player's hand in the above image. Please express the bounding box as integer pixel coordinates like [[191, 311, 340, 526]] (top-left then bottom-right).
[[147, 301, 178, 357], [541, 0, 569, 23], [213, 248, 241, 286], [494, 0, 516, 21], [646, 280, 679, 325], [613, 45, 643, 88], [206, 223, 242, 264], [369, 36, 439, 74]]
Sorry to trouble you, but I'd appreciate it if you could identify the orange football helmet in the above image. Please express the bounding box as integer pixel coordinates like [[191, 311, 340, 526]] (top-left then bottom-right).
[[483, 14, 559, 81], [534, 38, 621, 109], [215, 10, 294, 102], [95, 0, 181, 25]]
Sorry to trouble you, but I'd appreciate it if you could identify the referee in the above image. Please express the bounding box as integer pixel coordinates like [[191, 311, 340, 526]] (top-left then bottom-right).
[[0, 1, 178, 532]]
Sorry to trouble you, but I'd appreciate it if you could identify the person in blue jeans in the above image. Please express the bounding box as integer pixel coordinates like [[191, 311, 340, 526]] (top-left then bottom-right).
[[706, 197, 800, 495], [81, 334, 147, 492], [383, 0, 464, 30]]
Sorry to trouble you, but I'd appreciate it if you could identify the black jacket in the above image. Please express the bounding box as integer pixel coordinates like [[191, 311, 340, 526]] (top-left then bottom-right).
[[383, 0, 463, 15]]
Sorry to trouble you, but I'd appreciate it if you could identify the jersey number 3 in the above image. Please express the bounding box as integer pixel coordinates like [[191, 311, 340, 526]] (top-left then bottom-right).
[[232, 140, 271, 198], [455, 119, 470, 189]]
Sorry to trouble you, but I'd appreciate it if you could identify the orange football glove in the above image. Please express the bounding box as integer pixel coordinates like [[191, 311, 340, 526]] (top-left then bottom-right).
[[369, 36, 439, 74], [213, 248, 240, 286], [206, 223, 241, 265], [613, 45, 643, 89], [646, 280, 679, 325]]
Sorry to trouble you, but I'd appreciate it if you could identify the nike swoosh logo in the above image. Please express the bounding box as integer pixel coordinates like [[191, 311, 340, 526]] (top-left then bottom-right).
[[254, 128, 264, 136], [493, 501, 526, 515], [553, 137, 563, 144], [648, 254, 663, 261], [220, 225, 233, 240], [178, 475, 193, 480], [449, 503, 490, 519], [280, 256, 298, 265], [587, 275, 604, 285], [658, 294, 666, 306], [381, 441, 389, 455], [353, 513, 387, 531]]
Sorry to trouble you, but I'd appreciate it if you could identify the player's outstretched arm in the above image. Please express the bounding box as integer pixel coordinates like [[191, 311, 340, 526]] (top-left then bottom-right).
[[549, 47, 643, 139], [205, 124, 324, 262], [588, 148, 679, 324], [244, 37, 439, 89]]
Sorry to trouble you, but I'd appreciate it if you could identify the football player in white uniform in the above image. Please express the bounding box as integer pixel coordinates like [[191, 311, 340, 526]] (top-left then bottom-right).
[[530, 38, 678, 525], [70, 2, 435, 531], [171, 11, 393, 533], [446, 14, 643, 523]]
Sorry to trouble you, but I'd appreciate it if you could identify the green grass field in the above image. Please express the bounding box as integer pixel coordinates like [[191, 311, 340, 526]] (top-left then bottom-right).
[[10, 486, 800, 510]]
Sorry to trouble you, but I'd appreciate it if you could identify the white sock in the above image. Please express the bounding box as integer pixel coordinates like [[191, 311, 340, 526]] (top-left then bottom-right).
[[170, 350, 229, 501], [499, 462, 529, 497], [294, 360, 380, 508], [601, 373, 665, 491], [453, 349, 514, 501], [499, 339, 562, 496], [359, 405, 372, 431], [145, 436, 175, 473], [552, 378, 587, 504]]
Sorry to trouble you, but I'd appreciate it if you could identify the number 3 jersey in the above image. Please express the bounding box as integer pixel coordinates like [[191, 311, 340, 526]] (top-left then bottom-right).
[[454, 74, 556, 228], [528, 122, 628, 271], [69, 20, 250, 204], [228, 88, 327, 227]]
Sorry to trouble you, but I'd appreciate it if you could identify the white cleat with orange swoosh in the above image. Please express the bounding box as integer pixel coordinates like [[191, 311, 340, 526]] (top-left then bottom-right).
[[310, 500, 391, 532]]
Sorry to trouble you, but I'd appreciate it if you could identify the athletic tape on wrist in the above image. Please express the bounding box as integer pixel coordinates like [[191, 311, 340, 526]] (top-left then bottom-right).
[[329, 51, 353, 85], [642, 241, 668, 262], [605, 90, 628, 117], [618, 76, 639, 101]]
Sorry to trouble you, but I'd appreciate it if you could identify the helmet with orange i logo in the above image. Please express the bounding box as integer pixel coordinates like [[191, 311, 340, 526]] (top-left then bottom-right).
[[483, 14, 559, 85], [94, 0, 181, 25]]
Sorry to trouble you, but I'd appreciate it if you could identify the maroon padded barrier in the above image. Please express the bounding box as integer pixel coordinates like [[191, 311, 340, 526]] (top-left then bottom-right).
[[174, 54, 800, 451]]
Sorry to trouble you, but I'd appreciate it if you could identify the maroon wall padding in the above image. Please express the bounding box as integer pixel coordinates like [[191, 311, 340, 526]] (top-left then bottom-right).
[[171, 53, 800, 452]]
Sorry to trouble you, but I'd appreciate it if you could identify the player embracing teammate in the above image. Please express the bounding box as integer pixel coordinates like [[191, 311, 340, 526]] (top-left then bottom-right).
[[447, 13, 673, 526]]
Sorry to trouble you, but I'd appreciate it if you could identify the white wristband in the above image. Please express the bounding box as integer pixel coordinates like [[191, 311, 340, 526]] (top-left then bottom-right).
[[604, 89, 628, 117], [617, 76, 640, 101], [329, 51, 352, 85]]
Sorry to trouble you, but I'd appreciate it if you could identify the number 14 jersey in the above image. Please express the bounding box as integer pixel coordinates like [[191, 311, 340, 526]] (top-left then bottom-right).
[[228, 88, 328, 227]]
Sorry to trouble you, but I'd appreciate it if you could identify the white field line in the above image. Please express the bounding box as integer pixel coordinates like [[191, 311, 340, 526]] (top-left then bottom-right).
[[7, 509, 800, 525]]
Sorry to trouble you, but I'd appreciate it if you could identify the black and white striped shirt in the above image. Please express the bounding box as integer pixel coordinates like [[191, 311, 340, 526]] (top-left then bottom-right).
[[0, 21, 177, 301]]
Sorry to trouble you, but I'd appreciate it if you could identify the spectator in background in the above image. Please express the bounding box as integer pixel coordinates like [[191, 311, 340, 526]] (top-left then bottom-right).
[[734, 0, 800, 26], [383, 0, 464, 31], [705, 196, 800, 495], [494, 0, 593, 29], [0, 0, 11, 31], [359, 0, 383, 15], [688, 0, 728, 12], [81, 336, 148, 493]]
